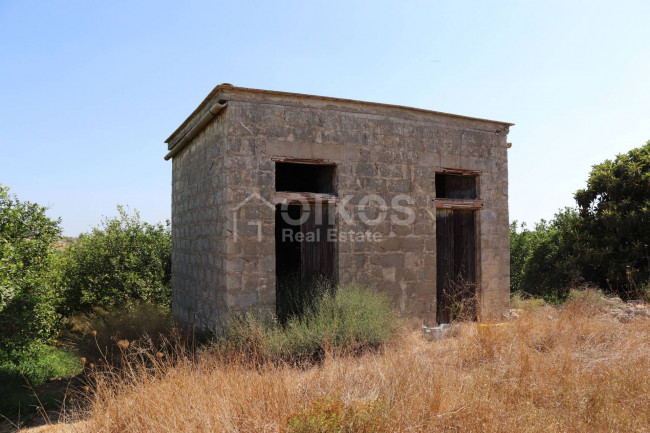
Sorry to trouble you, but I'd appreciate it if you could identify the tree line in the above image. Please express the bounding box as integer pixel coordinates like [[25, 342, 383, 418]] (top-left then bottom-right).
[[0, 192, 170, 361], [511, 140, 650, 302]]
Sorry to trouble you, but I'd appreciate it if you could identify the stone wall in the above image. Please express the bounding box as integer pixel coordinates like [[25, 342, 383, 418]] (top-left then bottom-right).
[[170, 110, 230, 330], [218, 89, 510, 326]]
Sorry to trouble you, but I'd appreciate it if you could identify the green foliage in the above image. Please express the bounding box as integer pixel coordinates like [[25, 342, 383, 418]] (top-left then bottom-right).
[[218, 284, 400, 362], [0, 185, 62, 352], [509, 210, 581, 302], [0, 343, 81, 387], [285, 395, 390, 433], [510, 140, 650, 301], [574, 140, 650, 296], [59, 206, 171, 315], [0, 343, 81, 419], [0, 192, 173, 420]]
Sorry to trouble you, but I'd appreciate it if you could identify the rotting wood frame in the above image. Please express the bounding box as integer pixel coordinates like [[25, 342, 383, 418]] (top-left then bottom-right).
[[273, 157, 339, 322], [433, 167, 482, 324]]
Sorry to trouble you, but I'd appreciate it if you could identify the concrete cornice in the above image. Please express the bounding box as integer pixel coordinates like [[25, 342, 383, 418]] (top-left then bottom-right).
[[165, 83, 514, 155]]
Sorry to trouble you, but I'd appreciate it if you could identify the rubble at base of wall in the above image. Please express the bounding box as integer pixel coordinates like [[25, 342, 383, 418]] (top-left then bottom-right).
[[609, 300, 650, 322], [422, 323, 460, 341]]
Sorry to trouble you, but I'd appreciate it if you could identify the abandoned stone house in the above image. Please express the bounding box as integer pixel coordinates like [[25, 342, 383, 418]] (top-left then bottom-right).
[[164, 84, 512, 329]]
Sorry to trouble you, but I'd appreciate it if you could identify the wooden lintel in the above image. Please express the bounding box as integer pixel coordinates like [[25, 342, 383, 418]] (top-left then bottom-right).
[[433, 199, 484, 209], [433, 167, 481, 176], [271, 157, 338, 166], [273, 191, 339, 205]]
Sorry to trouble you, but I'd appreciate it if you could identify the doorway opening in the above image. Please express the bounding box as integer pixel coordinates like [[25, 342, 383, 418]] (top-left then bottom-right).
[[275, 203, 337, 321], [435, 172, 479, 324], [436, 209, 477, 324], [274, 161, 338, 322]]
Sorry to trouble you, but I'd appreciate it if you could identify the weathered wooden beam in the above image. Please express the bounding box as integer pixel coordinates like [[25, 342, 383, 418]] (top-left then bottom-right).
[[273, 191, 339, 205], [433, 199, 484, 209]]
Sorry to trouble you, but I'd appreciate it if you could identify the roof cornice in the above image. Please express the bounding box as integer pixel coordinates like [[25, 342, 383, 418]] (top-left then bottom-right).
[[165, 84, 514, 155]]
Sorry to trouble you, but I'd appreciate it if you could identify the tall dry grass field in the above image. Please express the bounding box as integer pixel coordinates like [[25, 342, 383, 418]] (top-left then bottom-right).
[[42, 292, 650, 432]]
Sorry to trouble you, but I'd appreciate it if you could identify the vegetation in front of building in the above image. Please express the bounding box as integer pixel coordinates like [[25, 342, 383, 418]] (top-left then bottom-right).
[[71, 290, 650, 432], [217, 284, 400, 363]]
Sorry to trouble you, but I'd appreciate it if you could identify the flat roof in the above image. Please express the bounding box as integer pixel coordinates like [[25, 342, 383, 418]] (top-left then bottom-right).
[[166, 83, 514, 148]]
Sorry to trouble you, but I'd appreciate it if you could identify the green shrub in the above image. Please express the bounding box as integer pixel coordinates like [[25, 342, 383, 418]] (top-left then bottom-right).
[[0, 343, 81, 419], [307, 284, 399, 349], [218, 284, 400, 362], [0, 185, 62, 352], [0, 343, 81, 386], [285, 395, 390, 433], [509, 211, 582, 303], [59, 206, 171, 315]]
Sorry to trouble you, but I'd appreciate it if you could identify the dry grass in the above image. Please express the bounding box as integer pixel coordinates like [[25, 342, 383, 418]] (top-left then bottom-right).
[[40, 291, 650, 432]]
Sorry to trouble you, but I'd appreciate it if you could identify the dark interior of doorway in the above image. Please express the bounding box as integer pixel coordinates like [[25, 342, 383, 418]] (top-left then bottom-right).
[[435, 173, 477, 199], [275, 160, 338, 322], [435, 172, 479, 324], [275, 203, 337, 322], [436, 208, 477, 324]]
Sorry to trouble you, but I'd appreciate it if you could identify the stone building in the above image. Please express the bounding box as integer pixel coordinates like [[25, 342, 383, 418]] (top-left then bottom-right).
[[165, 84, 512, 329]]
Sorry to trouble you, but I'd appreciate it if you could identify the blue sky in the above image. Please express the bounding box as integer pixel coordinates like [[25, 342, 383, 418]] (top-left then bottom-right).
[[1, 0, 649, 236]]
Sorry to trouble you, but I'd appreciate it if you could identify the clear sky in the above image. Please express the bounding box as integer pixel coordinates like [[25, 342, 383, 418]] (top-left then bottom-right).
[[1, 0, 649, 236]]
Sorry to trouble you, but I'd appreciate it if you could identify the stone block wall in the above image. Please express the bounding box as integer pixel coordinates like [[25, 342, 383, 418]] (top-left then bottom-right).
[[169, 86, 511, 330], [170, 110, 229, 330]]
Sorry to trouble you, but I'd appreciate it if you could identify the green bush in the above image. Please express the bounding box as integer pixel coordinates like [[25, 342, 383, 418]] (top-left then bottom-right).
[[0, 343, 81, 386], [0, 343, 81, 419], [0, 185, 62, 353], [286, 395, 390, 433], [59, 206, 171, 315], [510, 210, 582, 303], [218, 284, 399, 362], [307, 284, 399, 348]]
